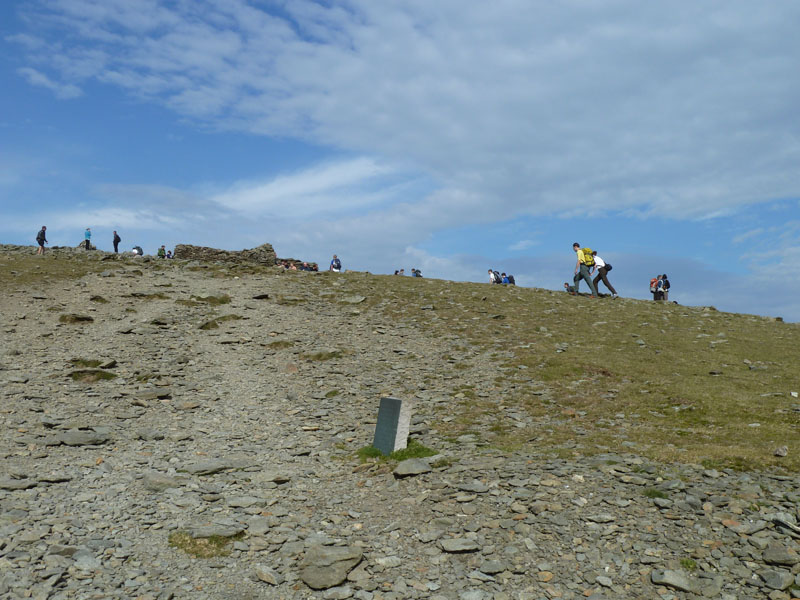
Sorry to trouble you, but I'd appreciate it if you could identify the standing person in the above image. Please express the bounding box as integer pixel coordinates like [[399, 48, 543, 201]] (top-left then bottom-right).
[[591, 252, 618, 298], [330, 254, 342, 272], [651, 275, 664, 300], [571, 243, 597, 297], [661, 274, 670, 301], [112, 230, 121, 253], [36, 226, 48, 255], [84, 228, 92, 250]]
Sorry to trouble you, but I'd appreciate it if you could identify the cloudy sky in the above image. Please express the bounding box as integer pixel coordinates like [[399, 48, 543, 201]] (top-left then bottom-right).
[[2, 0, 799, 320]]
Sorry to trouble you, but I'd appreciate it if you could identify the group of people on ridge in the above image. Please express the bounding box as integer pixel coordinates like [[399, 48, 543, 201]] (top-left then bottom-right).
[[565, 243, 617, 298], [650, 274, 670, 301], [488, 270, 516, 285], [36, 225, 170, 257]]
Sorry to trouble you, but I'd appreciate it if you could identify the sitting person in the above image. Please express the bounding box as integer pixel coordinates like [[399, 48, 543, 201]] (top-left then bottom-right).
[[157, 245, 166, 258], [501, 273, 509, 284], [166, 250, 172, 259]]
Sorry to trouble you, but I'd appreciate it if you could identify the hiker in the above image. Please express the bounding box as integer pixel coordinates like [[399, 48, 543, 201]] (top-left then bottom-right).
[[501, 273, 509, 284], [650, 275, 663, 300], [330, 254, 342, 272], [112, 230, 121, 253], [132, 245, 143, 256], [36, 226, 47, 255], [84, 228, 92, 250], [661, 274, 670, 301], [591, 252, 617, 298], [157, 245, 166, 258], [488, 269, 498, 284], [166, 251, 173, 259], [571, 243, 598, 297]]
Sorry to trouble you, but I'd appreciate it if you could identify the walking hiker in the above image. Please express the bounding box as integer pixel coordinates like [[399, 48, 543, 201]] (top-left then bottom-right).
[[591, 252, 617, 298], [571, 243, 597, 297], [650, 275, 664, 300], [84, 228, 92, 250], [36, 226, 47, 255], [113, 231, 121, 253], [330, 254, 342, 272]]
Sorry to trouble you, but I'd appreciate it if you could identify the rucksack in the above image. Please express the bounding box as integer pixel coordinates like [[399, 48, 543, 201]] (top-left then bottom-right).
[[662, 279, 670, 290], [581, 248, 595, 266], [507, 275, 516, 285], [493, 270, 501, 283], [332, 258, 341, 269], [36, 231, 45, 243], [604, 263, 612, 272], [650, 278, 658, 293]]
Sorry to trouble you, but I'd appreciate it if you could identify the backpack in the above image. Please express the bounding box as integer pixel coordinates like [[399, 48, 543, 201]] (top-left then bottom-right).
[[650, 278, 658, 293], [332, 258, 341, 270], [507, 275, 516, 285], [604, 263, 612, 272], [581, 248, 595, 266], [36, 230, 45, 243], [493, 270, 501, 283], [662, 279, 670, 290]]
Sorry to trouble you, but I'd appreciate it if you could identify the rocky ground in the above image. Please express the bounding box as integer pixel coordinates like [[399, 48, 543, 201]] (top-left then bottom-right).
[[0, 246, 799, 600]]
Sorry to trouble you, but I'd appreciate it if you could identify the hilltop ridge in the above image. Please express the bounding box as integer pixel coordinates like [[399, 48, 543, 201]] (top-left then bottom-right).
[[0, 245, 798, 599]]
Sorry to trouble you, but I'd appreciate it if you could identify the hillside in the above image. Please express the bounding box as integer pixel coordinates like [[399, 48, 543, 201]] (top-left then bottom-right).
[[1, 245, 799, 600]]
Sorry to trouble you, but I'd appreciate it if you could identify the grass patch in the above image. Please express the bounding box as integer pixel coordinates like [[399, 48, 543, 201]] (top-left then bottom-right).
[[127, 292, 169, 300], [357, 439, 438, 462], [267, 340, 294, 349], [325, 390, 340, 398], [59, 314, 94, 324], [69, 370, 117, 383], [302, 350, 343, 361], [643, 488, 669, 499], [0, 253, 109, 290], [680, 558, 697, 572], [89, 295, 109, 303], [191, 294, 232, 305], [167, 531, 243, 558], [70, 358, 102, 368], [276, 295, 306, 305], [199, 314, 243, 330]]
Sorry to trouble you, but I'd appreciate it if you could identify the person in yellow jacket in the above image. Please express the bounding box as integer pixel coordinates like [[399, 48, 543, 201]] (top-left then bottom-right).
[[571, 242, 597, 297]]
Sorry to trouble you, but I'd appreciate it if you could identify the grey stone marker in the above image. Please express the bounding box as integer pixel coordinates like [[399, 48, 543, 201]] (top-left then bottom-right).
[[372, 397, 413, 456]]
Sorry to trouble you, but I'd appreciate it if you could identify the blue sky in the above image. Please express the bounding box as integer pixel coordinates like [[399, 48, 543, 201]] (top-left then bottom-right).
[[1, 1, 799, 320]]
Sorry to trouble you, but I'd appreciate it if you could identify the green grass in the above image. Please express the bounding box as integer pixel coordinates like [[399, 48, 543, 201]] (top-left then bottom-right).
[[191, 294, 231, 305], [168, 531, 243, 558], [680, 558, 697, 572], [267, 340, 294, 349], [59, 314, 94, 324], [70, 358, 102, 368], [198, 314, 243, 330], [314, 272, 800, 472], [69, 370, 117, 383], [643, 488, 669, 499], [357, 438, 438, 461], [89, 295, 109, 303]]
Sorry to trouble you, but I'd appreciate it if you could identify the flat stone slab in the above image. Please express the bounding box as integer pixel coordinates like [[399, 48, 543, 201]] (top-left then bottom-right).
[[0, 478, 38, 490], [142, 472, 186, 492], [300, 545, 363, 590], [57, 430, 112, 446], [393, 458, 432, 478], [650, 569, 698, 593], [441, 538, 480, 553], [182, 459, 233, 475], [187, 521, 245, 539]]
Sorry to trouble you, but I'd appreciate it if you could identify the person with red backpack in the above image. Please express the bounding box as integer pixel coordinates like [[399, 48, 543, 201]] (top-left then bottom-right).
[[571, 243, 597, 297]]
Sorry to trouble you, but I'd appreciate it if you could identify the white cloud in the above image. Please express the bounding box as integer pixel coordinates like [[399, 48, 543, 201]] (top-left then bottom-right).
[[509, 239, 537, 251], [13, 0, 800, 224], [211, 158, 397, 216], [16, 67, 82, 99]]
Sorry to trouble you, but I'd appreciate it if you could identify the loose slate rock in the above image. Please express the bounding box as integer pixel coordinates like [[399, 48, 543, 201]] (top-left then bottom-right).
[[142, 472, 185, 492], [650, 569, 699, 593], [393, 458, 432, 478], [0, 478, 38, 490], [441, 538, 480, 553], [300, 544, 363, 590], [762, 544, 800, 566], [57, 430, 111, 446], [182, 459, 232, 475]]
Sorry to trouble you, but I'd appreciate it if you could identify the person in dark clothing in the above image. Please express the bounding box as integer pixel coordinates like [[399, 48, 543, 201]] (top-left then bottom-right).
[[113, 231, 121, 253], [591, 252, 617, 298], [36, 226, 48, 255], [661, 274, 670, 301]]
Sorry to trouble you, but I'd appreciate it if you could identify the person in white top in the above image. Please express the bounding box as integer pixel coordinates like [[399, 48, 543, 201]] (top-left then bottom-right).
[[591, 252, 618, 298]]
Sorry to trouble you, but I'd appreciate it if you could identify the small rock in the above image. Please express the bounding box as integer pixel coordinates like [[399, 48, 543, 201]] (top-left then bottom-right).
[[393, 458, 432, 478]]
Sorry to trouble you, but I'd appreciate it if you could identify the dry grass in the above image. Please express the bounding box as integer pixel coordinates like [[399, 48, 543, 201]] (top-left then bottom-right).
[[321, 274, 800, 472]]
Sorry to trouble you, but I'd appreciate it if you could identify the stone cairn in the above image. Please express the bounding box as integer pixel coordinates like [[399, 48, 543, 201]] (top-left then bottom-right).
[[173, 243, 278, 265]]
